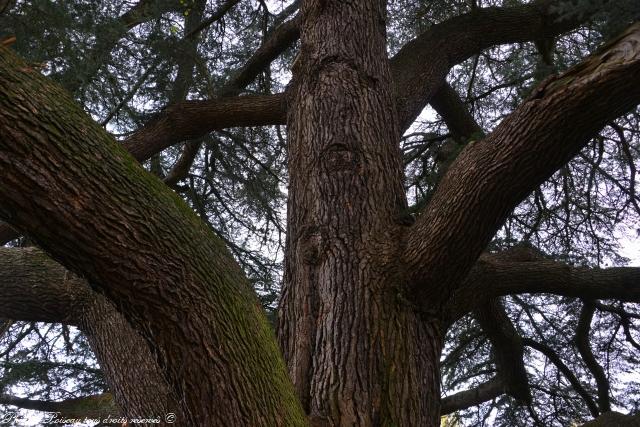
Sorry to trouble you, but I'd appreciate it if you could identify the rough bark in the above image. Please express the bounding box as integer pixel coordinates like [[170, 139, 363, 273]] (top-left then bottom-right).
[[0, 48, 305, 425], [1, 6, 289, 242], [0, 248, 88, 324], [78, 293, 184, 423], [0, 4, 639, 426], [404, 22, 640, 306], [279, 1, 442, 425], [0, 247, 184, 424]]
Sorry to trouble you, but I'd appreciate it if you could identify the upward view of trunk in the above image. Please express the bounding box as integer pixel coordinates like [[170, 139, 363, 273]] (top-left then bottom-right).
[[279, 1, 442, 425], [1, 0, 640, 426]]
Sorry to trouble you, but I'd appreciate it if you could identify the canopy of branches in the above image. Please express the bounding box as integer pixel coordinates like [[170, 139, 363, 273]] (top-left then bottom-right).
[[0, 0, 639, 425]]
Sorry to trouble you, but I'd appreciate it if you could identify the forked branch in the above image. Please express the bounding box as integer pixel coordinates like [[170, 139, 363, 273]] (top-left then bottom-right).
[[404, 22, 640, 305]]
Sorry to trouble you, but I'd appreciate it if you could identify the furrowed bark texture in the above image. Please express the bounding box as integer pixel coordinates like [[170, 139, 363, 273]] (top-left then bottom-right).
[[0, 248, 86, 324], [279, 1, 442, 425], [405, 22, 640, 304], [0, 49, 305, 425], [0, 247, 183, 424], [78, 294, 185, 423]]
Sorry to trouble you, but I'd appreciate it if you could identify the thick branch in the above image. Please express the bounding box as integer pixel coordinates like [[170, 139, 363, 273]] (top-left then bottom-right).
[[77, 285, 184, 422], [463, 255, 640, 306], [429, 82, 484, 140], [184, 0, 241, 39], [163, 139, 202, 187], [404, 22, 640, 305], [6, 22, 291, 237], [2, 2, 208, 237], [390, 0, 610, 131], [473, 298, 531, 403], [440, 377, 504, 415], [0, 47, 304, 425], [162, 6, 296, 184], [0, 247, 184, 422], [449, 248, 640, 321], [124, 10, 299, 162], [440, 298, 533, 414], [0, 248, 88, 323], [220, 15, 301, 96], [168, 0, 206, 102], [125, 0, 599, 159], [122, 93, 286, 162], [576, 301, 611, 413]]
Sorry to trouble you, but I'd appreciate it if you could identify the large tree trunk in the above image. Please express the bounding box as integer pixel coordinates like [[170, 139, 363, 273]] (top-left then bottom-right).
[[0, 47, 305, 426], [278, 1, 442, 425]]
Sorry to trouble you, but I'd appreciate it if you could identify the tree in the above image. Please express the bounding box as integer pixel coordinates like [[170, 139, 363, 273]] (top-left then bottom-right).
[[0, 0, 639, 426]]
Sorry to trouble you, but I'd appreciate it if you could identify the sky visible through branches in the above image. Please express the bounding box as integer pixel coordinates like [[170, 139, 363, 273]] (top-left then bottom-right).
[[0, 0, 639, 425]]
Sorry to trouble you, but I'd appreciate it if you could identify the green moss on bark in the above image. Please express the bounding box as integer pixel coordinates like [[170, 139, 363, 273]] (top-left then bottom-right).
[[0, 47, 306, 426]]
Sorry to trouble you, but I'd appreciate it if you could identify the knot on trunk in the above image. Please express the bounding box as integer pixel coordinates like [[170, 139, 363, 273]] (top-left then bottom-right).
[[299, 224, 327, 265], [322, 143, 360, 173]]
